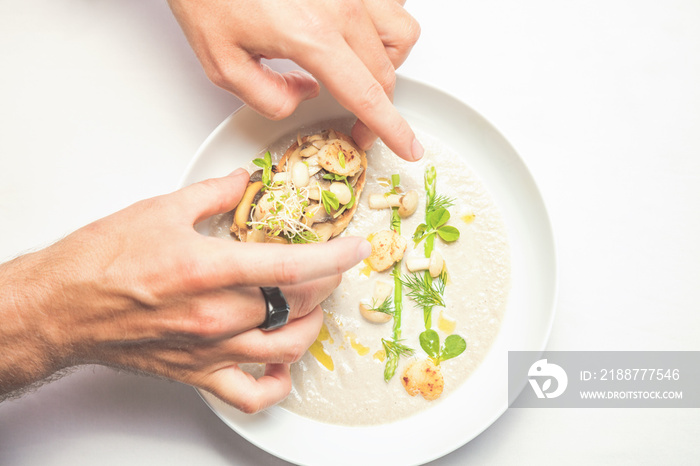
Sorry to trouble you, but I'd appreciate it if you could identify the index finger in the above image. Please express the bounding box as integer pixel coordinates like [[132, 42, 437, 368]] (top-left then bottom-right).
[[200, 235, 371, 288], [295, 41, 423, 162]]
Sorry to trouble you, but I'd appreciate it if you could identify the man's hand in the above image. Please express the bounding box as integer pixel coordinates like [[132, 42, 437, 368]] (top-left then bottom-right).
[[0, 169, 370, 412], [167, 0, 423, 161]]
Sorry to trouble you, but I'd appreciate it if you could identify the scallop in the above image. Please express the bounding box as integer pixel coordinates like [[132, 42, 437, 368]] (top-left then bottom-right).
[[367, 230, 407, 272], [316, 139, 362, 177]]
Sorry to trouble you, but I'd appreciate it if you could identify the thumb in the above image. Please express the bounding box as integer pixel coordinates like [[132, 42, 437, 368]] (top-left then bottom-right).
[[229, 58, 320, 120], [174, 168, 251, 224]]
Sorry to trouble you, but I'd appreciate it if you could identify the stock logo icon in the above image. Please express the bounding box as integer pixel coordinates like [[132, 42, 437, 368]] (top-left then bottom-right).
[[528, 359, 568, 399]]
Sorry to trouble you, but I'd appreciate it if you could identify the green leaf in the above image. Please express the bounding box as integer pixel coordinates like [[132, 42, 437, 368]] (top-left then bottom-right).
[[264, 151, 272, 165], [321, 190, 340, 214], [419, 329, 440, 359], [428, 208, 450, 229], [253, 158, 267, 168], [412, 223, 427, 243], [437, 225, 460, 242], [441, 334, 467, 361], [338, 150, 346, 168], [343, 177, 355, 209]]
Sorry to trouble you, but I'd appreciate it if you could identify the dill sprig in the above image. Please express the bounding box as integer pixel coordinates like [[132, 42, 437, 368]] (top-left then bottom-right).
[[428, 193, 455, 213], [399, 271, 447, 309], [368, 295, 393, 315]]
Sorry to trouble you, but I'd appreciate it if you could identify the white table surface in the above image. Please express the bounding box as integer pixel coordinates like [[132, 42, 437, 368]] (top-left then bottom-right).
[[1, 1, 699, 465]]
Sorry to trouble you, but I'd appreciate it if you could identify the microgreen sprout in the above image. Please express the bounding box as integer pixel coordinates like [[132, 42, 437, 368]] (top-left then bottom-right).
[[252, 151, 273, 188]]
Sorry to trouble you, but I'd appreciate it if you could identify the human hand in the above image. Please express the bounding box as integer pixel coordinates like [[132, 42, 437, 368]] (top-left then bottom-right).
[[0, 169, 370, 412], [167, 0, 423, 161]]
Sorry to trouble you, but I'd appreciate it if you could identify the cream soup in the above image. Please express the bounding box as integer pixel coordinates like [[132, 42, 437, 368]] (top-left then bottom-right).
[[210, 118, 510, 426]]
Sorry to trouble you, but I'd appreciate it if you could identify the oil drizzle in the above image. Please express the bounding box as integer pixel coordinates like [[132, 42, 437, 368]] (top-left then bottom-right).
[[309, 323, 334, 371]]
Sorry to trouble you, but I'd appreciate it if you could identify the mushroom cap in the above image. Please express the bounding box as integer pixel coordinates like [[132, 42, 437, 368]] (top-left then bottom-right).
[[398, 190, 420, 218], [359, 303, 392, 324], [428, 250, 445, 278]]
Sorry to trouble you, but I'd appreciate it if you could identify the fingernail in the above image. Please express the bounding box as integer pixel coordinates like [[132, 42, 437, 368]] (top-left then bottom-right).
[[411, 137, 424, 161], [357, 239, 372, 261]]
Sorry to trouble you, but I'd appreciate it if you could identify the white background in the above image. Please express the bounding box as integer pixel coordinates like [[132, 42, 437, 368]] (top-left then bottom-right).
[[1, 1, 699, 465]]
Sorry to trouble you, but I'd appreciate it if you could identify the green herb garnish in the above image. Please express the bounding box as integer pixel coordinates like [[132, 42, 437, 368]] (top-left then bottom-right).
[[368, 295, 393, 315], [419, 329, 466, 365], [382, 338, 414, 382], [413, 207, 460, 246], [338, 150, 346, 168], [252, 151, 274, 188], [413, 166, 460, 328], [322, 173, 355, 208], [400, 271, 447, 310], [320, 189, 340, 214]]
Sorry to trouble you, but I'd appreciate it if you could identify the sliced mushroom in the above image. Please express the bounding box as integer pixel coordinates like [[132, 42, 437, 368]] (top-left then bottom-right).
[[303, 203, 331, 225], [246, 227, 266, 243], [348, 167, 364, 187], [253, 191, 277, 221], [249, 169, 264, 183], [233, 181, 264, 231], [305, 156, 323, 176], [406, 250, 444, 278], [313, 222, 335, 242], [367, 230, 408, 272], [299, 142, 319, 158]]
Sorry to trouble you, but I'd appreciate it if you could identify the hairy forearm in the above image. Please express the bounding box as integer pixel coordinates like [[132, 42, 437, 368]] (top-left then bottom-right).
[[0, 250, 69, 399]]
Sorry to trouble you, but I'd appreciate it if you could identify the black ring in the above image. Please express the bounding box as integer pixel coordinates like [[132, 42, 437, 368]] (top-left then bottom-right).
[[259, 287, 290, 331]]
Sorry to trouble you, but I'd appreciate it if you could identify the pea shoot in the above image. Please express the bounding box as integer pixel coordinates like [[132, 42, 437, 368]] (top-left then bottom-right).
[[419, 329, 466, 366], [252, 151, 273, 188]]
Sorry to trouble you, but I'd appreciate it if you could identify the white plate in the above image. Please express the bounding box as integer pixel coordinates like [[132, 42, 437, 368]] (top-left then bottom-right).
[[180, 76, 557, 466]]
